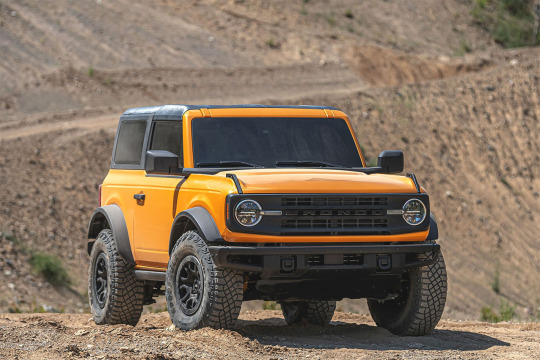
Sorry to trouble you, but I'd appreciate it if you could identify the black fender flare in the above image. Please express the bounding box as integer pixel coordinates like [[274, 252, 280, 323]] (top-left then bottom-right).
[[87, 205, 135, 265], [426, 212, 439, 241], [169, 207, 222, 254]]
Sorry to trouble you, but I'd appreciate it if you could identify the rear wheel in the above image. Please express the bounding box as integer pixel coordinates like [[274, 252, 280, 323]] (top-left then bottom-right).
[[280, 300, 336, 325], [166, 231, 243, 330], [88, 229, 144, 326], [367, 248, 447, 336]]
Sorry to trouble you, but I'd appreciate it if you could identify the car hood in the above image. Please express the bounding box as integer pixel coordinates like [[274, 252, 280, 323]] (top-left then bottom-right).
[[220, 168, 421, 194]]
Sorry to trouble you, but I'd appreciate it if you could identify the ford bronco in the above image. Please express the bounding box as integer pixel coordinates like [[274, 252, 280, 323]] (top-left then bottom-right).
[[87, 105, 447, 335]]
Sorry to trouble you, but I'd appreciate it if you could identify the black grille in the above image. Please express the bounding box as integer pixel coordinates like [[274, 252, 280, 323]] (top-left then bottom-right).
[[280, 196, 389, 235], [281, 196, 388, 207]]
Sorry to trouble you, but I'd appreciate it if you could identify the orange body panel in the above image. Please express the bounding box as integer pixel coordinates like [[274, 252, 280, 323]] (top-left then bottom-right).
[[101, 108, 428, 271]]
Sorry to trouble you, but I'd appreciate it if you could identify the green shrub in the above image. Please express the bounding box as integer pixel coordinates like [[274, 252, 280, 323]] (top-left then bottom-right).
[[499, 300, 517, 321], [8, 304, 22, 313], [492, 264, 500, 294], [265, 39, 279, 49], [262, 301, 279, 310], [481, 305, 499, 322], [480, 300, 517, 322], [30, 252, 70, 286], [326, 14, 336, 27], [472, 0, 539, 48], [456, 38, 472, 56]]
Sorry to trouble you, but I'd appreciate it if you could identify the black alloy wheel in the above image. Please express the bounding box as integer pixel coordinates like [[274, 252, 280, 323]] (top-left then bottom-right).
[[93, 253, 109, 308], [176, 255, 204, 316]]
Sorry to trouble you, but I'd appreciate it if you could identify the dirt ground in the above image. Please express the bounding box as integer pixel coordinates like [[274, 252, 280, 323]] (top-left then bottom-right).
[[0, 310, 538, 360]]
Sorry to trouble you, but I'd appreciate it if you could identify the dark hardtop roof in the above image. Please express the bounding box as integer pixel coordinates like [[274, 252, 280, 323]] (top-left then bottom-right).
[[122, 104, 339, 119]]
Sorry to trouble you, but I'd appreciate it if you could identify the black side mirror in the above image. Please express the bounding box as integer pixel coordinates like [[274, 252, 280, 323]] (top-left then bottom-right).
[[145, 150, 178, 174], [377, 150, 404, 174]]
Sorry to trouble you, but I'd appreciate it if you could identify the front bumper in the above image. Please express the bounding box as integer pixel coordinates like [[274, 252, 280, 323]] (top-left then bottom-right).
[[209, 242, 439, 277]]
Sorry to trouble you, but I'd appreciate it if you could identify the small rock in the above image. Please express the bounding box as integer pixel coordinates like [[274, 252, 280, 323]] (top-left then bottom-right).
[[75, 329, 89, 336], [166, 324, 177, 331], [510, 59, 519, 66], [445, 190, 454, 198]]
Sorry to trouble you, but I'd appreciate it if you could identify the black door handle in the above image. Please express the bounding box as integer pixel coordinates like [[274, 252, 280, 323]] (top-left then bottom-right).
[[134, 194, 145, 201]]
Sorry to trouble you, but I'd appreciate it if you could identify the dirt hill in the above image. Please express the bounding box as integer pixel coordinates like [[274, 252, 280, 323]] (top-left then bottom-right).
[[0, 0, 539, 323]]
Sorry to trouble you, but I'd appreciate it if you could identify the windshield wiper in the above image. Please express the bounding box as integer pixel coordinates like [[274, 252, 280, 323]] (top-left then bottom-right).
[[196, 161, 262, 168], [275, 160, 342, 168]]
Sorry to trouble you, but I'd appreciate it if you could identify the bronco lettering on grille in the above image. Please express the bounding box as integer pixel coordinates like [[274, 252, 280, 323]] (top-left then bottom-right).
[[284, 209, 384, 216]]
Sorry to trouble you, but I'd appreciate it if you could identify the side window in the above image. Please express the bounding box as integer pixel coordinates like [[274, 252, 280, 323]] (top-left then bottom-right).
[[150, 121, 183, 166], [114, 120, 147, 165]]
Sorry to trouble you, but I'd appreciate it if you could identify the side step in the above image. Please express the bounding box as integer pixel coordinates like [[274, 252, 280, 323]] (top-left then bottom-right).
[[134, 270, 166, 282]]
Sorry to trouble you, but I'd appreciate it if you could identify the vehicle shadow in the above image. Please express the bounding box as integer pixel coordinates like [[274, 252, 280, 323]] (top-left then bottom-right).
[[233, 316, 510, 351]]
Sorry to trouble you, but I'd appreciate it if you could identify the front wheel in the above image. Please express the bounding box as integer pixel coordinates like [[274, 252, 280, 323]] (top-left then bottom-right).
[[166, 231, 243, 330], [367, 248, 447, 336], [280, 300, 336, 325]]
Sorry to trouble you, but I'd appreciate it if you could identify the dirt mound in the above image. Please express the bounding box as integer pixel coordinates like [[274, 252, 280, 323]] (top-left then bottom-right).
[[0, 311, 538, 359], [344, 45, 492, 86]]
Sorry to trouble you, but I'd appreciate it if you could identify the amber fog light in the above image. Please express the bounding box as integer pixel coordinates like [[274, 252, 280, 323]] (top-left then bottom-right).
[[402, 199, 426, 225], [234, 200, 262, 226]]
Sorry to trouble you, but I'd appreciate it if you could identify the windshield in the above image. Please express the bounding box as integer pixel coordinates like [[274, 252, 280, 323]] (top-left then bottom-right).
[[191, 117, 364, 168]]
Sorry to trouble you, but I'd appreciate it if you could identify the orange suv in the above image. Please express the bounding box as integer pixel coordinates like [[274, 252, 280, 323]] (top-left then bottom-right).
[[87, 105, 446, 335]]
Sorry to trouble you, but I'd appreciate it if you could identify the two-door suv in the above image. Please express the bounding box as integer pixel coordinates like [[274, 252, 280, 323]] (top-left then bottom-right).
[[87, 105, 446, 335]]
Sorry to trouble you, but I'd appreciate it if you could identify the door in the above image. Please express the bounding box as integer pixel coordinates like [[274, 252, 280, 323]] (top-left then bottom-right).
[[132, 120, 184, 269]]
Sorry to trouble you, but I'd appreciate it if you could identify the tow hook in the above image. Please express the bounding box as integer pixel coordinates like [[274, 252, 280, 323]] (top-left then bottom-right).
[[377, 255, 392, 271]]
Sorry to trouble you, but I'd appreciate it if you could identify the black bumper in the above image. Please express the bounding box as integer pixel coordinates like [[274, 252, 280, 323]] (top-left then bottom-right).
[[209, 243, 439, 278]]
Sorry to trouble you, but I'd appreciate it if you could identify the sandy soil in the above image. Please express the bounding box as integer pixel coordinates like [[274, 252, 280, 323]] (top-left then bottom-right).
[[0, 310, 538, 359]]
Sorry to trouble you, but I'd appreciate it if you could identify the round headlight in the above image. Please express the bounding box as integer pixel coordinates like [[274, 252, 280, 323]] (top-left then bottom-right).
[[234, 199, 262, 227], [402, 199, 426, 226]]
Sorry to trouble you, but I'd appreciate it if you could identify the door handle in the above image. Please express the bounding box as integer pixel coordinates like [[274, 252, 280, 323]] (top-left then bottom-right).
[[134, 193, 145, 201]]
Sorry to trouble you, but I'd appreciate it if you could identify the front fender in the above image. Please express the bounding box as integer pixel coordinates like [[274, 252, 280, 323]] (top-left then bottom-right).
[[426, 212, 439, 241], [169, 207, 222, 254]]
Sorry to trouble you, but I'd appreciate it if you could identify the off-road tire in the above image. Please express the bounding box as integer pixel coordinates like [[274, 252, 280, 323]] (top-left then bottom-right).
[[280, 300, 336, 325], [166, 230, 243, 331], [367, 246, 447, 336], [88, 229, 144, 326]]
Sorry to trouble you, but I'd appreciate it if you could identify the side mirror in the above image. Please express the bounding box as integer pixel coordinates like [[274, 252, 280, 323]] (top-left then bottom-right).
[[145, 150, 178, 174], [377, 150, 404, 174]]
